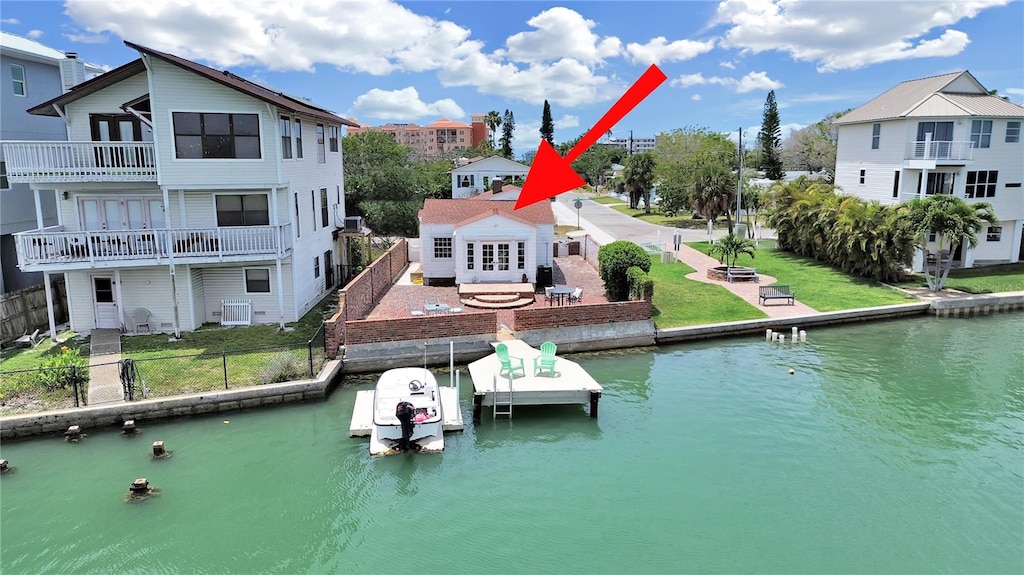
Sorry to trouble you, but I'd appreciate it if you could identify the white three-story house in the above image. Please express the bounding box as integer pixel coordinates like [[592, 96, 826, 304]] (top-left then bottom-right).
[[2, 41, 357, 337], [834, 71, 1024, 269]]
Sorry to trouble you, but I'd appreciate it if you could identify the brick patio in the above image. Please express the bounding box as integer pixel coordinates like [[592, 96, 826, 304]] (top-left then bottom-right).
[[364, 255, 610, 330]]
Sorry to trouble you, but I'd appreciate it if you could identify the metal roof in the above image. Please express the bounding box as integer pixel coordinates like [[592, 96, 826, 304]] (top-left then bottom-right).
[[0, 31, 105, 73], [835, 71, 989, 125]]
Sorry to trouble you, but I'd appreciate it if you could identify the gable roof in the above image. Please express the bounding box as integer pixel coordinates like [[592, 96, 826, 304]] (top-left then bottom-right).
[[0, 31, 104, 73], [28, 41, 356, 126], [454, 208, 535, 228], [450, 155, 530, 173], [833, 71, 1021, 125], [419, 198, 555, 226]]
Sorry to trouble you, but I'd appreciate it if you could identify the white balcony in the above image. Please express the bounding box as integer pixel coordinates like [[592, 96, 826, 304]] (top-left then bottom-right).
[[1, 141, 157, 184], [904, 141, 975, 164], [14, 224, 293, 271]]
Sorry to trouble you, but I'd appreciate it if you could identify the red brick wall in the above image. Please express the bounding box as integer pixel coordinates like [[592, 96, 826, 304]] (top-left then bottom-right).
[[324, 238, 409, 357], [512, 301, 651, 331], [346, 311, 497, 345]]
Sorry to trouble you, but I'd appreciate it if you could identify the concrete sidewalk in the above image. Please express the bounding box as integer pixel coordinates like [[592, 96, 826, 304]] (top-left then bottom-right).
[[88, 329, 123, 405]]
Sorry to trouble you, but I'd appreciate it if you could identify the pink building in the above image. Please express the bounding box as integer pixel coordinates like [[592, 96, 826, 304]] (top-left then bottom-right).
[[346, 116, 488, 156]]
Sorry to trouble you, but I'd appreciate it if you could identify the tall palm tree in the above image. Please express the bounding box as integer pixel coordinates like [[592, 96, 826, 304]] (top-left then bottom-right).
[[624, 153, 656, 213], [902, 195, 998, 291], [690, 162, 734, 227], [484, 111, 502, 145]]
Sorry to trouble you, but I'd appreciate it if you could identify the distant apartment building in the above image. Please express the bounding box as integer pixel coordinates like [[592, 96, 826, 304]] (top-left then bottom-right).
[[1, 32, 102, 293], [597, 135, 656, 154], [346, 114, 489, 156]]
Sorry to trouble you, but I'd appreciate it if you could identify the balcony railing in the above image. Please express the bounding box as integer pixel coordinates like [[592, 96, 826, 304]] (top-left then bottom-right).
[[1, 141, 157, 183], [904, 141, 975, 162], [14, 224, 293, 268]]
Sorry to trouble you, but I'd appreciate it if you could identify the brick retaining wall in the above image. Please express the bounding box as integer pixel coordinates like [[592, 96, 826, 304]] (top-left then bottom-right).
[[345, 311, 498, 345], [513, 300, 651, 331]]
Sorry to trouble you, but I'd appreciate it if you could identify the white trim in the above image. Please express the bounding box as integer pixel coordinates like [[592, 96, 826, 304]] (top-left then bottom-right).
[[167, 108, 268, 163], [114, 269, 125, 330], [185, 263, 196, 331], [243, 266, 272, 294], [10, 63, 26, 97], [162, 182, 287, 191], [276, 258, 285, 328]]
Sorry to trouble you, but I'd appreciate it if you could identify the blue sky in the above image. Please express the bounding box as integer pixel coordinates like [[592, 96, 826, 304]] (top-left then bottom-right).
[[3, 0, 1022, 156]]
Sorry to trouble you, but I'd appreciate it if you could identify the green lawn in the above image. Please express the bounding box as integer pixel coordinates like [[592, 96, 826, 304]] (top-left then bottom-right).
[[688, 241, 916, 311], [895, 262, 1024, 294], [648, 258, 767, 328], [591, 196, 625, 205], [0, 330, 88, 372], [610, 204, 730, 230]]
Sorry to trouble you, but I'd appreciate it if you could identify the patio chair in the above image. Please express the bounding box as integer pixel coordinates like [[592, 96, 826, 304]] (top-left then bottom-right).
[[533, 341, 558, 377], [133, 308, 152, 333], [410, 308, 425, 316], [495, 343, 525, 378], [569, 287, 583, 304], [544, 286, 554, 304]]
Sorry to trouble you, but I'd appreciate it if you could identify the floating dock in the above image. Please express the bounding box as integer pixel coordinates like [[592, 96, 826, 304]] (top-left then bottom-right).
[[467, 339, 603, 423], [349, 386, 464, 437]]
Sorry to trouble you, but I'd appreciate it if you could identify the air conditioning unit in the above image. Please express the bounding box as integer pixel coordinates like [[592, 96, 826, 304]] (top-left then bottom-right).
[[343, 216, 363, 233]]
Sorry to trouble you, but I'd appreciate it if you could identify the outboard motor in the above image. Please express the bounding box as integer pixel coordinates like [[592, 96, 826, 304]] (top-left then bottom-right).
[[395, 401, 416, 452]]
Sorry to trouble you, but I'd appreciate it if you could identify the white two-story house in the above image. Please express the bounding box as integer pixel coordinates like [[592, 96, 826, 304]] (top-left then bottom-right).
[[450, 155, 530, 198], [2, 41, 357, 337], [834, 71, 1024, 269]]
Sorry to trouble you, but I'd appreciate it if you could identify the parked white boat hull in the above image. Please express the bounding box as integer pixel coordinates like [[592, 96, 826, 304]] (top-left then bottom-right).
[[370, 367, 444, 455]]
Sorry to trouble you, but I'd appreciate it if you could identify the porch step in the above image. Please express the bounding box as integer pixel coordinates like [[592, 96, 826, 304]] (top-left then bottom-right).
[[460, 297, 535, 309], [474, 294, 520, 304]]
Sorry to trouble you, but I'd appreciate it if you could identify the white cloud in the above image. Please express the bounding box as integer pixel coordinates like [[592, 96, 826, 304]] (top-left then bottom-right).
[[64, 32, 109, 44], [714, 0, 1009, 71], [502, 7, 621, 65], [691, 94, 702, 101], [623, 37, 715, 65], [735, 71, 783, 93], [512, 114, 581, 155], [350, 87, 464, 121], [0, 18, 19, 25], [26, 30, 44, 39], [1005, 88, 1024, 96], [670, 72, 735, 88], [719, 60, 736, 69]]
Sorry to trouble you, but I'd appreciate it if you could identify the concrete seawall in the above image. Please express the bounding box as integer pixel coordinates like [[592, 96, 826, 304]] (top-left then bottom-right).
[[0, 361, 342, 440], [926, 290, 1024, 317]]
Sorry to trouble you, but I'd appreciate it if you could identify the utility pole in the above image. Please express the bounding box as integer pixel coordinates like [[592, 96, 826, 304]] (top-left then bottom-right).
[[735, 127, 743, 236], [629, 129, 634, 155]]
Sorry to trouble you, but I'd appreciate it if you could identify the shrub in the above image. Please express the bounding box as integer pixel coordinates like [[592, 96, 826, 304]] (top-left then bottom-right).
[[598, 240, 651, 301], [256, 351, 306, 385], [626, 266, 654, 301], [36, 346, 88, 391]]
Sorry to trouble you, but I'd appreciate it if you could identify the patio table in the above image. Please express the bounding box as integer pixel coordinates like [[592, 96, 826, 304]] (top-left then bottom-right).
[[549, 286, 574, 306], [424, 303, 450, 315]]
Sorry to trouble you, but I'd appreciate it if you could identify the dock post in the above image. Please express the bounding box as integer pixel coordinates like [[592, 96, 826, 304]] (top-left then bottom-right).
[[472, 393, 483, 424], [589, 391, 601, 418]]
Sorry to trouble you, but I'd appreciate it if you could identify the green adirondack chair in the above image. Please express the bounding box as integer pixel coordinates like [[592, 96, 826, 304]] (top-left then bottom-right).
[[496, 343, 525, 378], [533, 341, 557, 376]]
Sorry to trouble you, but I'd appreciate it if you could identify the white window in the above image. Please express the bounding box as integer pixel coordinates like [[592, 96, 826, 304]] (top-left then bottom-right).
[[314, 256, 320, 278], [459, 175, 474, 188], [1006, 121, 1021, 144], [517, 242, 525, 270], [294, 119, 303, 158], [172, 112, 260, 159], [316, 123, 326, 164], [965, 170, 998, 198], [466, 242, 474, 270], [294, 192, 301, 238], [244, 268, 271, 293], [329, 125, 340, 152], [970, 120, 992, 149], [986, 226, 1002, 242], [859, 169, 865, 185], [0, 160, 8, 190], [280, 116, 292, 159], [871, 123, 880, 149], [433, 237, 452, 259], [11, 64, 25, 96]]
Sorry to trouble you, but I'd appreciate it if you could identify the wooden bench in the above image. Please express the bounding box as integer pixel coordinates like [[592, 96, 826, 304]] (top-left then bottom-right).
[[759, 285, 795, 306], [727, 267, 759, 283]]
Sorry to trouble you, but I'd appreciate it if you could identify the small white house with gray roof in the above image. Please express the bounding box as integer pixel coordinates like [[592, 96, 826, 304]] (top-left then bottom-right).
[[834, 70, 1024, 269]]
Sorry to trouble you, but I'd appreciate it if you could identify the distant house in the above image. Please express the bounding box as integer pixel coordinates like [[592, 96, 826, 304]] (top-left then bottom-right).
[[449, 155, 530, 198], [418, 185, 554, 285], [2, 40, 358, 337], [834, 70, 1024, 268]]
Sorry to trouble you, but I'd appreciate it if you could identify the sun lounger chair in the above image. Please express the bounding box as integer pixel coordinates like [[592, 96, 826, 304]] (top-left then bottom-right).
[[496, 343, 525, 378], [533, 341, 557, 376]]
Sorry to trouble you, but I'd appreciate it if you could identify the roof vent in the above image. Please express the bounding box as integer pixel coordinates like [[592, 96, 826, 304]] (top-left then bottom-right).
[[65, 52, 78, 59]]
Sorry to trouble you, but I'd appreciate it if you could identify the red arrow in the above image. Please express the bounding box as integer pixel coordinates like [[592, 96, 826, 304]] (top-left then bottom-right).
[[515, 64, 667, 210]]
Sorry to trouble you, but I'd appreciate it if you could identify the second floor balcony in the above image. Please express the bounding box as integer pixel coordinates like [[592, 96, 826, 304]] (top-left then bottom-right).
[[904, 140, 975, 163], [2, 141, 157, 184], [14, 223, 293, 272]]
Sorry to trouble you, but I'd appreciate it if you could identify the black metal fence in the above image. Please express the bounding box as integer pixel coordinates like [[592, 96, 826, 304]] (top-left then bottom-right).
[[0, 323, 330, 416]]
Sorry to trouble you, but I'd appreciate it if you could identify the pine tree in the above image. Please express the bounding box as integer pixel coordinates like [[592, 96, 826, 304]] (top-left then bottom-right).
[[500, 109, 515, 159], [759, 90, 784, 180], [540, 100, 555, 147]]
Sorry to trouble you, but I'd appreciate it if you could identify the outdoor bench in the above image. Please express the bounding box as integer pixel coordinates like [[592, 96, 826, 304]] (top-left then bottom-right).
[[759, 285, 794, 306], [727, 267, 759, 283]]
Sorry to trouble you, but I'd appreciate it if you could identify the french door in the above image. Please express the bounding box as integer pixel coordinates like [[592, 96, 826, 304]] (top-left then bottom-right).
[[80, 197, 164, 231], [479, 242, 511, 281], [90, 114, 150, 167]]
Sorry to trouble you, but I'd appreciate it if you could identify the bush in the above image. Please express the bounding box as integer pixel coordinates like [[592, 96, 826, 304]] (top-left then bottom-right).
[[626, 266, 654, 301], [256, 351, 306, 385], [598, 241, 651, 301], [36, 346, 88, 391]]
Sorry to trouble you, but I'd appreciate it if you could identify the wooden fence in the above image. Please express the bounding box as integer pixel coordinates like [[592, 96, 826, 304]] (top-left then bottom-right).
[[1, 278, 69, 345]]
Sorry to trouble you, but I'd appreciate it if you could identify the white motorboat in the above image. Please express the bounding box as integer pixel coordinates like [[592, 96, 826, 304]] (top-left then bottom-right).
[[369, 367, 444, 455]]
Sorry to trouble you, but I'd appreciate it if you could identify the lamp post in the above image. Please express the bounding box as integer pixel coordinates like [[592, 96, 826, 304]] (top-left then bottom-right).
[[735, 127, 745, 237]]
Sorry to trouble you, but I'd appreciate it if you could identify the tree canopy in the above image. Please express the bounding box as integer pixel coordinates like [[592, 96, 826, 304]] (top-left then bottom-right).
[[624, 152, 656, 213], [500, 109, 515, 159], [653, 127, 737, 216], [781, 109, 845, 182], [902, 195, 998, 291], [540, 100, 554, 147], [758, 90, 784, 180]]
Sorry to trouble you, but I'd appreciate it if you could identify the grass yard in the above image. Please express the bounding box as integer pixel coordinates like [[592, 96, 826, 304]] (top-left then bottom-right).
[[609, 204, 731, 230], [0, 330, 88, 372], [647, 258, 767, 328], [896, 262, 1024, 294], [688, 241, 916, 311], [591, 196, 625, 205]]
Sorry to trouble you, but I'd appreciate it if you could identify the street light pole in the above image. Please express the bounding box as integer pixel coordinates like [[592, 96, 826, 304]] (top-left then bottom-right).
[[735, 127, 744, 236]]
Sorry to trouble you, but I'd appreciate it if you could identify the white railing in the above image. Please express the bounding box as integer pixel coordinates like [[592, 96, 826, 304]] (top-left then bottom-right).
[[904, 141, 975, 162], [13, 223, 293, 267], [1, 141, 157, 183], [220, 299, 253, 326]]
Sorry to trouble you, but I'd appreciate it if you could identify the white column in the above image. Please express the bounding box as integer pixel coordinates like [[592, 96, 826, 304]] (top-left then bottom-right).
[[43, 272, 57, 342], [276, 259, 285, 329], [185, 264, 195, 331], [1010, 220, 1023, 264], [963, 243, 975, 269], [114, 269, 125, 331], [169, 265, 181, 339], [34, 188, 44, 229]]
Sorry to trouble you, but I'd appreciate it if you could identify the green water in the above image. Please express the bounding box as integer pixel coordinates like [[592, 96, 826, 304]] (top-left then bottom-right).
[[2, 315, 1022, 574]]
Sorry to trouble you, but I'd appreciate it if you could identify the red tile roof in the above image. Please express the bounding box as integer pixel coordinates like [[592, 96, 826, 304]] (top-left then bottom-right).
[[419, 198, 555, 226]]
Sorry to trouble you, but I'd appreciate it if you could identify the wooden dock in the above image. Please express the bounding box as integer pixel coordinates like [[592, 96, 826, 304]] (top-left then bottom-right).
[[467, 339, 603, 422], [349, 386, 464, 438]]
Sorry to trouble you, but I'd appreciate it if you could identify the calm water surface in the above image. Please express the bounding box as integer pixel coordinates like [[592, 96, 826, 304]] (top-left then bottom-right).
[[1, 315, 1022, 574]]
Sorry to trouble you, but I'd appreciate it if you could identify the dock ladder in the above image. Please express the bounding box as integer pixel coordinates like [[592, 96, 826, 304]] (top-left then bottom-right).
[[493, 373, 513, 419]]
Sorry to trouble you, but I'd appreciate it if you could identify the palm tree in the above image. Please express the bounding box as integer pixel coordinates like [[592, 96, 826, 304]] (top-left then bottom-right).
[[691, 162, 734, 228], [902, 195, 998, 291], [484, 111, 502, 145], [708, 232, 756, 269], [623, 153, 656, 213]]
